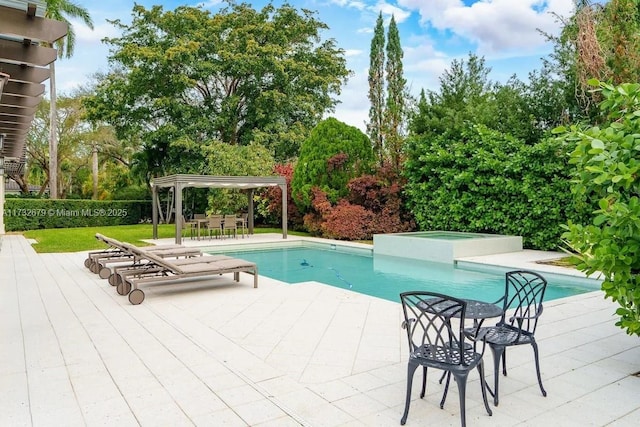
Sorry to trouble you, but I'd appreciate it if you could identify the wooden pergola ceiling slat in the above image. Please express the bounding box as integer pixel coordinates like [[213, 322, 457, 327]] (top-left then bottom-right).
[[0, 39, 58, 67], [2, 80, 45, 97], [0, 62, 49, 83], [0, 93, 42, 107], [0, 5, 68, 43]]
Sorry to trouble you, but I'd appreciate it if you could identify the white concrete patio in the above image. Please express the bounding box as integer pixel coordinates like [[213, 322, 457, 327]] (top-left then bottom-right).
[[2, 233, 640, 426]]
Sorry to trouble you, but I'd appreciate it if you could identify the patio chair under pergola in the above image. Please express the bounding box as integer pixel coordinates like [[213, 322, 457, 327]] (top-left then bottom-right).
[[151, 174, 287, 244]]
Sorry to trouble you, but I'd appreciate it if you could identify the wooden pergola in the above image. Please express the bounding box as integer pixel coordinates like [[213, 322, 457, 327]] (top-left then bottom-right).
[[0, 1, 68, 234], [151, 174, 288, 244]]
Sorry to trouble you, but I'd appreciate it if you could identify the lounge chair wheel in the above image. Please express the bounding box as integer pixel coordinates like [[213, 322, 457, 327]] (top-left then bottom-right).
[[84, 258, 91, 268], [108, 273, 117, 286], [129, 289, 145, 305], [116, 281, 132, 296], [99, 267, 111, 279], [90, 262, 101, 274], [112, 274, 123, 287]]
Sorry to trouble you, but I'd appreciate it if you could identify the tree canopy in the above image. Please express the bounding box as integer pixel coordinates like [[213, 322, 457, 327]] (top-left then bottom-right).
[[84, 1, 350, 179]]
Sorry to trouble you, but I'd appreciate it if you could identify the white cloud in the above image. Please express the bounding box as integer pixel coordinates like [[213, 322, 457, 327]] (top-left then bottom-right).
[[70, 20, 119, 44], [372, 1, 412, 23], [344, 49, 364, 58], [398, 0, 575, 54], [329, 0, 367, 10]]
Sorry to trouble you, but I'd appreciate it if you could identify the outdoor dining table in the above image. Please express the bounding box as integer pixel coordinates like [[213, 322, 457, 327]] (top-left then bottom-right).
[[418, 296, 504, 402], [418, 297, 503, 323]]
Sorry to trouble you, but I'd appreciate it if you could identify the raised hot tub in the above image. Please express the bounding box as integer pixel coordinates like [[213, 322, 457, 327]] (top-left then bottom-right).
[[373, 231, 523, 264]]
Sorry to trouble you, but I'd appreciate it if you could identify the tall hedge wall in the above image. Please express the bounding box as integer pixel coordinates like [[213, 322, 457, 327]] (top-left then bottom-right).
[[403, 124, 590, 250], [3, 199, 152, 231]]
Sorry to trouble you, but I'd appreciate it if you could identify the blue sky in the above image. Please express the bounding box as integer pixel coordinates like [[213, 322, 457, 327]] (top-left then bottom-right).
[[58, 0, 577, 131]]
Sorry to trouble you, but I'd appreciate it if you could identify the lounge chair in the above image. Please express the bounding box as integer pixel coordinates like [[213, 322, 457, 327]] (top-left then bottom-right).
[[86, 233, 201, 279], [116, 243, 258, 305], [110, 243, 233, 291]]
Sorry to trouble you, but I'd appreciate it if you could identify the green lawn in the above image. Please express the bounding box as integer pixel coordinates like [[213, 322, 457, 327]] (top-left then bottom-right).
[[22, 224, 298, 253]]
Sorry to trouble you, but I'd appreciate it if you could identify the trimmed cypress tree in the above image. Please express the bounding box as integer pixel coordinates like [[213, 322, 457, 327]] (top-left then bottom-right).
[[367, 12, 386, 167], [384, 15, 407, 172]]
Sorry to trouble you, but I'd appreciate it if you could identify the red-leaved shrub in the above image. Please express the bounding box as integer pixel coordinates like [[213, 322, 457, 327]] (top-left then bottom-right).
[[300, 164, 416, 239], [265, 163, 304, 229], [321, 200, 373, 240]]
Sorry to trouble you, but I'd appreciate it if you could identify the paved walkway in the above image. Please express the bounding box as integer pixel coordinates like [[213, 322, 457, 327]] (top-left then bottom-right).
[[1, 234, 640, 426]]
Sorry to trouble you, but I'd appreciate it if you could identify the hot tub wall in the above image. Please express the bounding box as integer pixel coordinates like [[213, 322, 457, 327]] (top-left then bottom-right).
[[373, 232, 523, 263]]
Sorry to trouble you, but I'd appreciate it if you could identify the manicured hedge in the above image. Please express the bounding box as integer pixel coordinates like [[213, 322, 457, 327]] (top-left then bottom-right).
[[3, 199, 152, 231], [403, 124, 590, 250]]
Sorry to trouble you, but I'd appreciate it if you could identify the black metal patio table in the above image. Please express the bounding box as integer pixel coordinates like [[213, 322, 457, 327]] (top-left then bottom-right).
[[418, 296, 504, 405], [419, 297, 503, 322]]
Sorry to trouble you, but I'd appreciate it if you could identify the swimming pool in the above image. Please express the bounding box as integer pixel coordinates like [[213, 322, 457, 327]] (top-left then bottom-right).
[[207, 242, 601, 303]]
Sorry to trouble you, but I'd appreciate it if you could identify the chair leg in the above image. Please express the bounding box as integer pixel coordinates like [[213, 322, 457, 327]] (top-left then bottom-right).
[[420, 366, 427, 398], [531, 341, 547, 397], [440, 371, 451, 409], [477, 361, 493, 416], [452, 372, 470, 427], [502, 348, 507, 376], [401, 360, 419, 425], [489, 344, 505, 406]]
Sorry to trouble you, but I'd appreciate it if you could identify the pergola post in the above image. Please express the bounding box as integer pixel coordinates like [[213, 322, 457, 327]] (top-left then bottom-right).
[[280, 183, 287, 239], [247, 190, 254, 235], [0, 155, 5, 235], [151, 183, 158, 239], [175, 183, 183, 245]]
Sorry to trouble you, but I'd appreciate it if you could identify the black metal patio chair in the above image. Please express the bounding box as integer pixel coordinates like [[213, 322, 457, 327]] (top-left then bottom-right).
[[399, 291, 492, 427], [472, 270, 548, 406]]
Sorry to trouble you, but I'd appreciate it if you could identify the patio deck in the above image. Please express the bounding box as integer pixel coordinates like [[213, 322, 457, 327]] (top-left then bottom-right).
[[1, 233, 639, 426]]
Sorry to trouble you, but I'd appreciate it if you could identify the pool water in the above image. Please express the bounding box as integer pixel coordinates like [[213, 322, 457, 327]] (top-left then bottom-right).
[[209, 244, 600, 303]]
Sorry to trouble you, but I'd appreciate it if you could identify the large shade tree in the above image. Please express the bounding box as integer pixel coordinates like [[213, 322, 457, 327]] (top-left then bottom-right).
[[45, 0, 94, 199], [84, 1, 350, 181]]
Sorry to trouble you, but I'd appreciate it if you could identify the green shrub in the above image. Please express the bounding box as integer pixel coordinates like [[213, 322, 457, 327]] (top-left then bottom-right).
[[4, 199, 152, 231], [403, 123, 588, 250], [557, 80, 640, 336], [292, 118, 374, 212]]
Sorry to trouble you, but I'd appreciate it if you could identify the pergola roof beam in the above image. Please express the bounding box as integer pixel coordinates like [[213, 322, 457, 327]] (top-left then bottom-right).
[[0, 39, 57, 67], [0, 93, 42, 107], [2, 80, 45, 97], [0, 120, 31, 130], [0, 62, 49, 83], [0, 113, 32, 123], [0, 105, 37, 116], [0, 5, 68, 43]]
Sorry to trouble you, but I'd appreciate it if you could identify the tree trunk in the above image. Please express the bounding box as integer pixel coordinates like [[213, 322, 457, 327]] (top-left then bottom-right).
[[8, 173, 30, 194], [38, 178, 49, 197], [49, 61, 58, 199], [92, 145, 98, 199]]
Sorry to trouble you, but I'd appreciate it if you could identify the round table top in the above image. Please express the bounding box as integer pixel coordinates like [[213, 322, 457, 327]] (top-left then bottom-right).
[[418, 297, 503, 320]]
